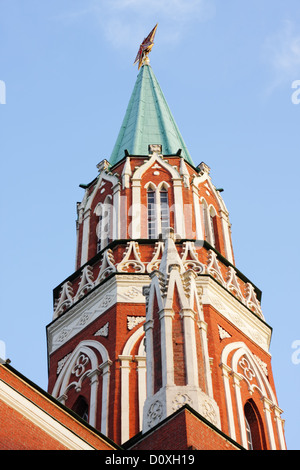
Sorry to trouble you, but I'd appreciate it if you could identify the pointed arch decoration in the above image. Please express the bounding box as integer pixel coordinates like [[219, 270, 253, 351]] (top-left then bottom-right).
[[131, 153, 185, 239], [52, 340, 112, 435], [147, 241, 164, 273], [117, 241, 145, 273], [53, 281, 74, 319], [95, 248, 116, 283], [226, 266, 244, 303], [79, 170, 120, 266], [95, 194, 113, 253], [180, 241, 205, 274], [193, 171, 233, 263], [220, 342, 286, 450]]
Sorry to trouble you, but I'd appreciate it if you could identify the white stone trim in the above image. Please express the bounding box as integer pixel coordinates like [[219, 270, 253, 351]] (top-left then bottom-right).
[[48, 275, 150, 354], [51, 340, 111, 436], [80, 208, 91, 266], [78, 171, 119, 266], [119, 326, 146, 443], [119, 355, 131, 443], [220, 342, 285, 450], [191, 184, 204, 239], [220, 363, 236, 440], [131, 154, 184, 239], [198, 276, 270, 351], [273, 405, 286, 450]]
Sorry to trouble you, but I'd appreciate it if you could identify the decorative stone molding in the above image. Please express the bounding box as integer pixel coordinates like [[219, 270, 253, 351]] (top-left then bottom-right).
[[253, 354, 268, 377], [53, 282, 74, 319], [245, 283, 263, 318], [96, 249, 116, 284], [146, 400, 163, 428], [71, 353, 90, 379], [76, 312, 91, 327], [74, 265, 94, 301], [197, 162, 211, 175], [56, 328, 70, 343], [172, 393, 193, 411], [94, 322, 109, 337], [57, 353, 71, 375], [124, 287, 140, 299], [53, 241, 262, 327], [226, 266, 244, 303], [218, 325, 231, 340], [199, 278, 270, 351], [127, 316, 145, 330], [238, 356, 255, 381], [147, 241, 164, 273], [206, 250, 225, 286], [117, 241, 145, 273], [201, 399, 219, 426], [181, 241, 205, 274]]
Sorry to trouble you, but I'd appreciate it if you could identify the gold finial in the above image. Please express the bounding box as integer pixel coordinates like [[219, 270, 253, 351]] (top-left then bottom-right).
[[133, 24, 158, 70]]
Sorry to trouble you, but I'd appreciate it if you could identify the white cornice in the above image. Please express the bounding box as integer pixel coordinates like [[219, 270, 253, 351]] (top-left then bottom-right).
[[197, 276, 272, 353], [48, 274, 150, 355]]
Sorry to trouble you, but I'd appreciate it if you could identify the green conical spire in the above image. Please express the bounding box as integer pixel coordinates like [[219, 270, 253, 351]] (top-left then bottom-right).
[[109, 64, 194, 167]]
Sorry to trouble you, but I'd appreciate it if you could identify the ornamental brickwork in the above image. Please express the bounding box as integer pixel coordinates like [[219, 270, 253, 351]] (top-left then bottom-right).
[[46, 64, 286, 450]]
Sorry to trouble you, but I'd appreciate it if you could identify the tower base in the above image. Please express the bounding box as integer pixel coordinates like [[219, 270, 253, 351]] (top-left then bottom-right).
[[142, 386, 221, 433]]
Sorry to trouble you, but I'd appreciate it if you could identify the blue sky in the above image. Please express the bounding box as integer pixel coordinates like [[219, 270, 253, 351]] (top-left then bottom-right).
[[1, 0, 300, 449]]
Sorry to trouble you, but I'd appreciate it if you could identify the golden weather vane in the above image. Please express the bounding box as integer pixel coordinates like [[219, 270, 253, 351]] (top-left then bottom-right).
[[133, 24, 158, 70]]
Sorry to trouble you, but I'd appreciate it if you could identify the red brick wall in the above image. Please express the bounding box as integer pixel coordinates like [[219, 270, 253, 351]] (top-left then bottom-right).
[[0, 365, 118, 450], [204, 303, 278, 449], [129, 407, 241, 450], [0, 400, 67, 450]]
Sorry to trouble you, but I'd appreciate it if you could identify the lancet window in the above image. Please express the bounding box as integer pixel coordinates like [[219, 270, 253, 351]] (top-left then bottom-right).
[[95, 196, 112, 252], [147, 188, 156, 239], [146, 183, 170, 239], [72, 396, 89, 422], [244, 400, 265, 450], [201, 199, 220, 251]]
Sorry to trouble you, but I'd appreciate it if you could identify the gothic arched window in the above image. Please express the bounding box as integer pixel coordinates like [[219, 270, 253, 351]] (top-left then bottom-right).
[[244, 400, 266, 450], [72, 396, 89, 422], [96, 196, 112, 252], [147, 184, 170, 239], [159, 187, 170, 237], [201, 199, 220, 251], [209, 207, 220, 252], [147, 188, 156, 239]]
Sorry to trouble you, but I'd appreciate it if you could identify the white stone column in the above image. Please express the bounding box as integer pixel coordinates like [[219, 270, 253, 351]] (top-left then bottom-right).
[[232, 371, 248, 448], [131, 179, 141, 238], [80, 208, 91, 265], [220, 364, 236, 441], [181, 308, 199, 387], [192, 184, 204, 240], [273, 405, 286, 450], [144, 319, 154, 397], [99, 359, 112, 436], [87, 369, 100, 428], [136, 355, 147, 431], [159, 308, 175, 387], [262, 397, 276, 450], [119, 355, 132, 443], [220, 209, 234, 263], [172, 178, 185, 238], [112, 182, 121, 240], [198, 319, 214, 398]]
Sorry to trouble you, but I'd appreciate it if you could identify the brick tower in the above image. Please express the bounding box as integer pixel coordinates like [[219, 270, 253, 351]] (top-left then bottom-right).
[[46, 32, 286, 450]]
